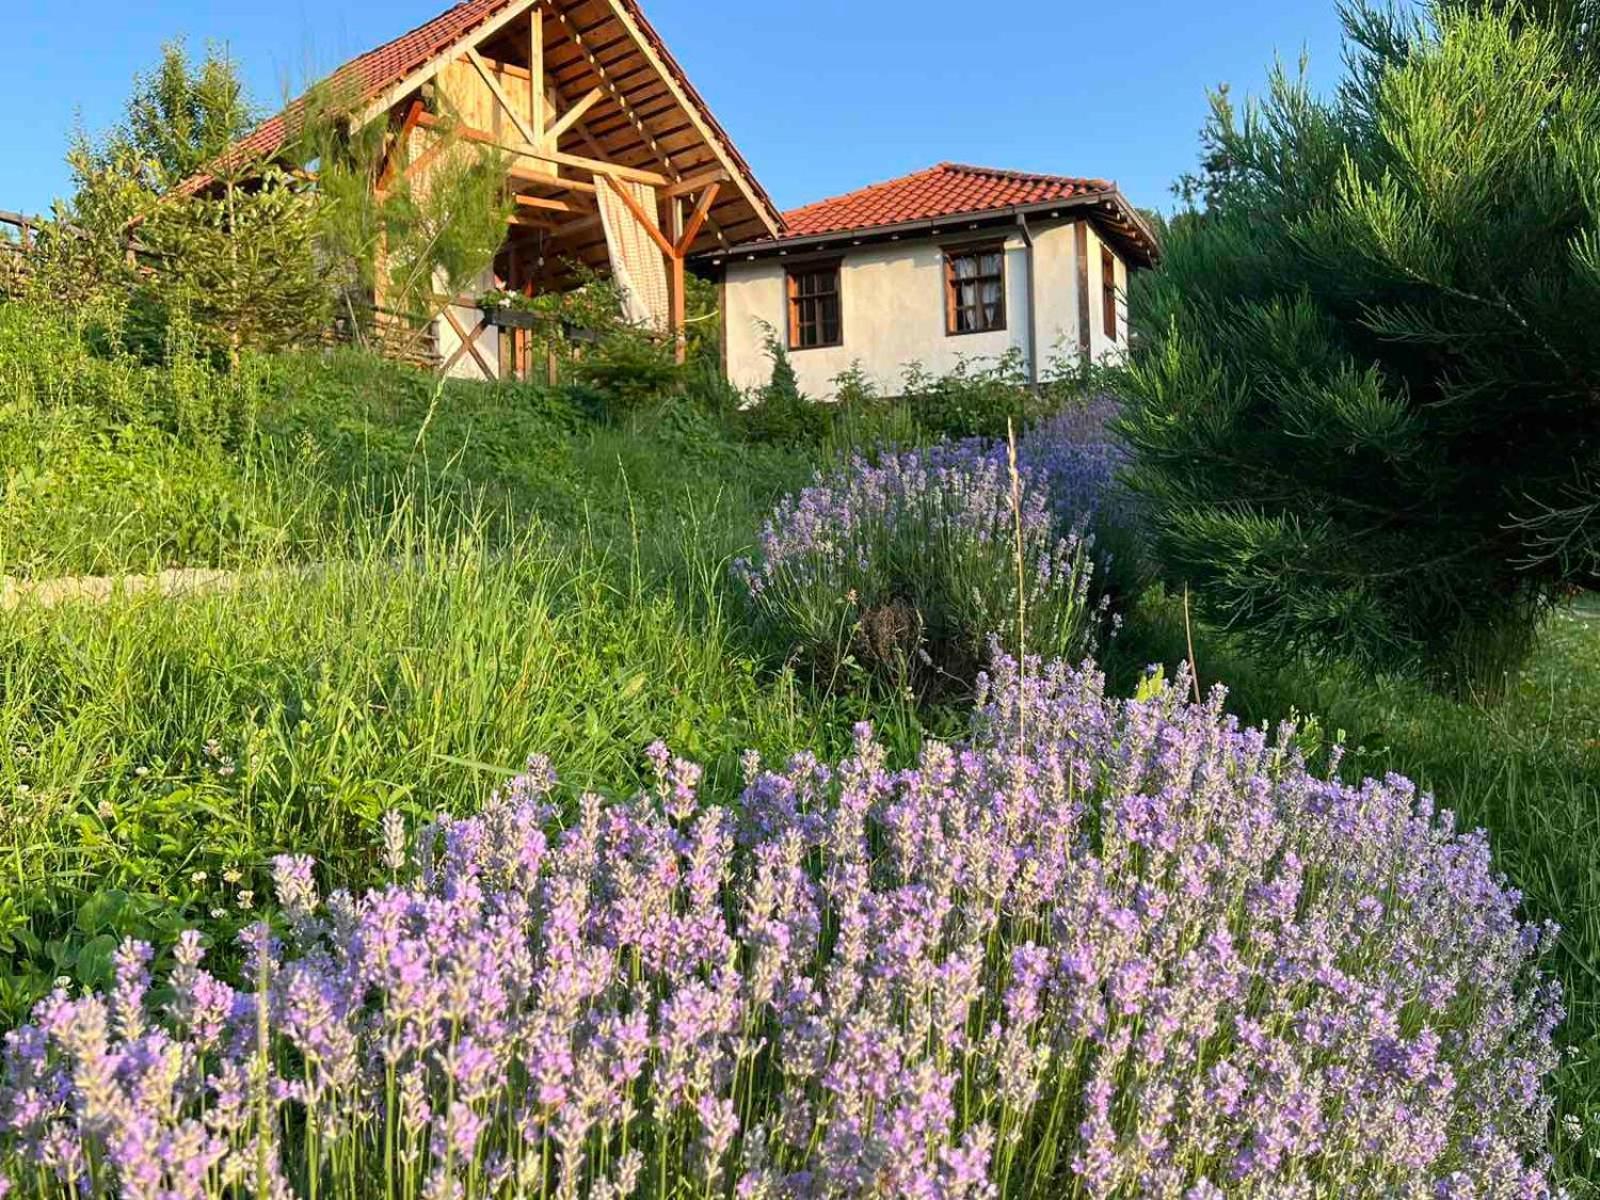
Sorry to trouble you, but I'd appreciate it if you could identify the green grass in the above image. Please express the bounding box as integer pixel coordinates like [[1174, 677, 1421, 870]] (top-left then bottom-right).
[[1112, 590, 1600, 1184], [3, 304, 1599, 1184], [0, 487, 936, 1017]]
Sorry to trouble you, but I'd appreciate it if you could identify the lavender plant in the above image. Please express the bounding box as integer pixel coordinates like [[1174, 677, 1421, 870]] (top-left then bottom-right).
[[0, 653, 1561, 1199], [1018, 397, 1149, 600], [734, 438, 1104, 692]]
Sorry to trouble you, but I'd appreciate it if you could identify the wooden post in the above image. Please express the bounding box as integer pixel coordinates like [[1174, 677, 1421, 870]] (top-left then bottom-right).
[[668, 195, 686, 364], [529, 7, 546, 152]]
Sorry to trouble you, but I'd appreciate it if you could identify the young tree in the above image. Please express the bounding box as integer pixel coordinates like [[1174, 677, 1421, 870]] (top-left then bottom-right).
[[40, 40, 263, 315], [1120, 0, 1600, 694]]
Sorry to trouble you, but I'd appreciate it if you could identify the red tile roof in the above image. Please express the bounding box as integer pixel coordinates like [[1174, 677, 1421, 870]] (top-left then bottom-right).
[[780, 163, 1114, 238], [187, 0, 518, 184]]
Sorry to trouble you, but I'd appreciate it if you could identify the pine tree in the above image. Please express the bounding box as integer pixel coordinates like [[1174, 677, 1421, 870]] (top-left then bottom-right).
[[1121, 0, 1600, 694]]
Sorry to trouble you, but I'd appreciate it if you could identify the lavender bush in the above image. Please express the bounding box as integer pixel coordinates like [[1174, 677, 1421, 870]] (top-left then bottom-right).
[[0, 653, 1561, 1199], [734, 436, 1104, 691]]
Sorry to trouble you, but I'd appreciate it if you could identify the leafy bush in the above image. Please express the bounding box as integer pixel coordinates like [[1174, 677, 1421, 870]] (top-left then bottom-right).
[[735, 437, 1104, 693], [737, 329, 831, 446], [899, 349, 1052, 441], [1120, 0, 1600, 693], [569, 327, 684, 419], [0, 652, 1561, 1198], [0, 302, 264, 448]]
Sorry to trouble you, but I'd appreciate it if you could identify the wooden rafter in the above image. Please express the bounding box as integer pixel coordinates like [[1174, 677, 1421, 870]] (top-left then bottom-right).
[[551, 11, 681, 181], [590, 0, 780, 239], [662, 168, 729, 199], [549, 8, 740, 254], [516, 194, 585, 214], [546, 88, 605, 144], [675, 182, 720, 255], [413, 111, 667, 187]]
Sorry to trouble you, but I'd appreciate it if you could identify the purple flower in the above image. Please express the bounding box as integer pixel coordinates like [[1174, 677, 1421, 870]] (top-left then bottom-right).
[[0, 656, 1561, 1197]]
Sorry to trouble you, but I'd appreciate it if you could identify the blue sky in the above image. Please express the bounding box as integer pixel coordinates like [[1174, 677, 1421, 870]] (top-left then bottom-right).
[[2, 0, 1346, 219]]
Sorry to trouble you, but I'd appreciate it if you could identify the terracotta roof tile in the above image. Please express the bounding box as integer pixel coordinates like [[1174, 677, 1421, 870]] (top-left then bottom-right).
[[778, 162, 1113, 239]]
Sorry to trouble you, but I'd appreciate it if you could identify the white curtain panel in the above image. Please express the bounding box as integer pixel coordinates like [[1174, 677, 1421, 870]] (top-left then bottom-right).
[[595, 176, 671, 333]]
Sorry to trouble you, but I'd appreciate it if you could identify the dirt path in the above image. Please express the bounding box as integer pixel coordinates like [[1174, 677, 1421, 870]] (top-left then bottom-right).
[[1, 567, 241, 612]]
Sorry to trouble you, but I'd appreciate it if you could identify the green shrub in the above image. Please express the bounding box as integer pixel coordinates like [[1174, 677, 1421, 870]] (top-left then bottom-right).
[[737, 328, 831, 444], [900, 348, 1051, 440], [569, 326, 683, 418], [1120, 0, 1600, 693]]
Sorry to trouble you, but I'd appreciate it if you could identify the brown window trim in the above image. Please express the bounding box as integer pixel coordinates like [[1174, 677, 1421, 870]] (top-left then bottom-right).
[[786, 259, 844, 351], [1101, 244, 1119, 342], [945, 242, 1007, 336]]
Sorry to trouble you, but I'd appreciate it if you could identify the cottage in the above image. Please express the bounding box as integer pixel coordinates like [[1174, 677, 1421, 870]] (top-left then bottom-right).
[[707, 163, 1160, 400]]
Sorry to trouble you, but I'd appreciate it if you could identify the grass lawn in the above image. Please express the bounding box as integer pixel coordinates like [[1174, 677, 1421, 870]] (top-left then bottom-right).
[[2, 317, 1598, 1186]]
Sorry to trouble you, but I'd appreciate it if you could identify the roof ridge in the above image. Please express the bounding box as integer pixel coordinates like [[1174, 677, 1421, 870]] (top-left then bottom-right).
[[939, 161, 1112, 189], [783, 162, 960, 217]]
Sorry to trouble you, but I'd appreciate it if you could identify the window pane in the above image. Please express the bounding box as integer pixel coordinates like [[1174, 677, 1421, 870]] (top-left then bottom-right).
[[981, 281, 1001, 329]]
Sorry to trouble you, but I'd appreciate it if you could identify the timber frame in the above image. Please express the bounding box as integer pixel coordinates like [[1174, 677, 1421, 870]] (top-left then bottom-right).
[[200, 0, 783, 375]]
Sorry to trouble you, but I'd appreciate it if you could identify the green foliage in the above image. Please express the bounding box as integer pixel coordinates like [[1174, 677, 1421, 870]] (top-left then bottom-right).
[[737, 325, 831, 444], [141, 166, 333, 360], [569, 327, 683, 418], [1121, 0, 1600, 693], [20, 41, 267, 321], [899, 348, 1052, 440]]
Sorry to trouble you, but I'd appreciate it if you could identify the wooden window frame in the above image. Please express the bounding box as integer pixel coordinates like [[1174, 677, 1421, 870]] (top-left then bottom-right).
[[786, 260, 843, 351], [945, 243, 1007, 336], [1101, 244, 1119, 342]]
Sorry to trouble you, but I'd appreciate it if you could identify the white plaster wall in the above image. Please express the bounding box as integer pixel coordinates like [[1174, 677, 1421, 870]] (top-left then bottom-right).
[[1083, 221, 1129, 364], [722, 219, 1129, 399], [724, 235, 1033, 400], [434, 265, 502, 381], [1030, 220, 1082, 372]]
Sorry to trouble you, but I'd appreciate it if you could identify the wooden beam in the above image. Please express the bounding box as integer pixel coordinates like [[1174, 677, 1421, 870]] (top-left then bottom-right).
[[590, 0, 781, 239], [529, 8, 546, 152], [401, 132, 453, 185], [355, 0, 540, 127], [516, 194, 585, 214], [675, 182, 720, 256], [603, 174, 676, 259], [414, 111, 662, 186], [465, 47, 540, 147], [668, 195, 686, 364], [671, 253, 686, 364], [414, 111, 667, 186], [377, 99, 426, 192], [439, 306, 496, 379], [662, 168, 729, 199], [545, 87, 605, 145]]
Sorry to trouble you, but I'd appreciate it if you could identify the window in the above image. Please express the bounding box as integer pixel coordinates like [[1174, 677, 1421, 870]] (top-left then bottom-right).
[[787, 263, 842, 349], [1101, 244, 1119, 341], [946, 245, 1006, 335]]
